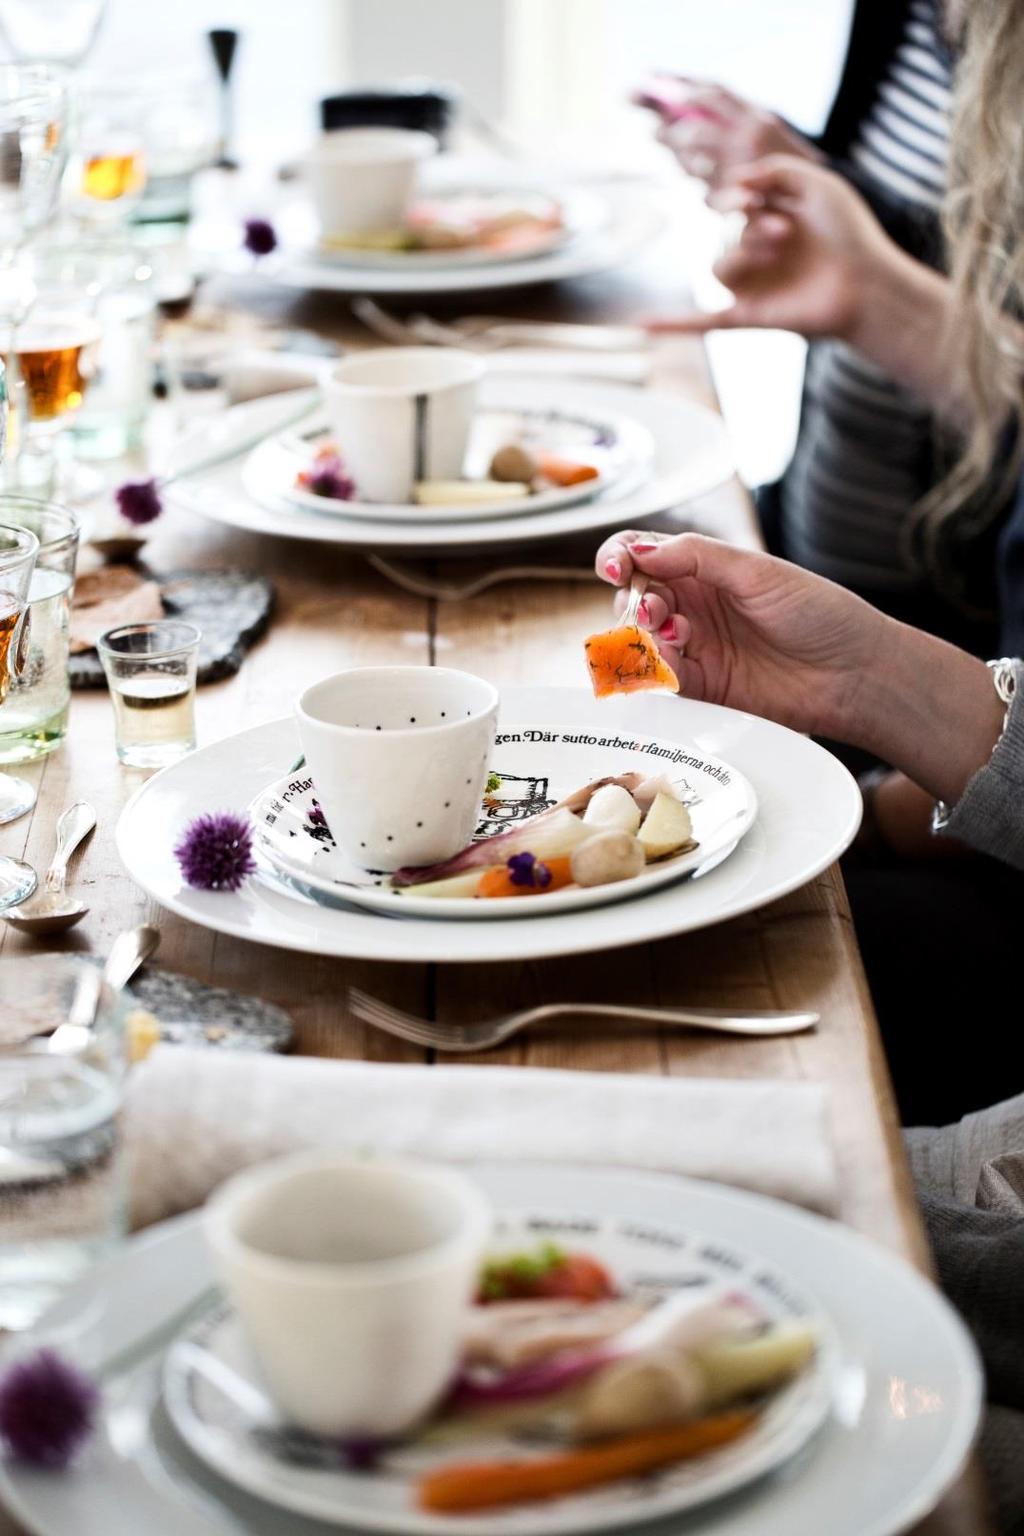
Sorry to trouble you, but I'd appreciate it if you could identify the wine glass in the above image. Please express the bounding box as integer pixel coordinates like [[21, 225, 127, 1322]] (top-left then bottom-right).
[[0, 64, 70, 276], [0, 512, 39, 831], [0, 0, 108, 71]]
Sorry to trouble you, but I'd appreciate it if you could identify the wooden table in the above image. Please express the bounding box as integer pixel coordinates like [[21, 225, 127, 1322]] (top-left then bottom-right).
[[0, 260, 990, 1534]]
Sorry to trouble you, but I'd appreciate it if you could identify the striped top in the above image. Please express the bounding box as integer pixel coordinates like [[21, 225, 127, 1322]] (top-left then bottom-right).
[[781, 0, 953, 592]]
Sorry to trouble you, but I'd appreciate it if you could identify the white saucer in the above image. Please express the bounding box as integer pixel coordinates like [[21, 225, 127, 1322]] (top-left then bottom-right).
[[0, 1165, 981, 1536], [253, 400, 653, 524], [250, 724, 757, 921], [163, 1199, 835, 1535], [162, 381, 734, 553], [115, 687, 860, 964]]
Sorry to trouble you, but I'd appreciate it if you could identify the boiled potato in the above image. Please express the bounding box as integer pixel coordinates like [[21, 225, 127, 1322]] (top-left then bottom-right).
[[637, 792, 694, 860], [583, 783, 642, 835], [570, 830, 645, 888]]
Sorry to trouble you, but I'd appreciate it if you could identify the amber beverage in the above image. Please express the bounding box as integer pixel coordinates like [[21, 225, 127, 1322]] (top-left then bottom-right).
[[0, 597, 21, 703], [81, 150, 146, 202], [0, 316, 99, 423]]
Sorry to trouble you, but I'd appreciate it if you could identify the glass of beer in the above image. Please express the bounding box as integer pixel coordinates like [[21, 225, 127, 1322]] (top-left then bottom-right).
[[0, 519, 39, 830], [0, 306, 101, 495], [97, 619, 201, 769], [0, 496, 78, 764]]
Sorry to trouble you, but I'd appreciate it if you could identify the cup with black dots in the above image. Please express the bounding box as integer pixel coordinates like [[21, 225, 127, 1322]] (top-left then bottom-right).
[[295, 666, 499, 872]]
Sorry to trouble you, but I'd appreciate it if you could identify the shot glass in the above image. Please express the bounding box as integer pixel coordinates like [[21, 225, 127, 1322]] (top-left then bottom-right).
[[0, 496, 79, 764], [0, 955, 129, 1331], [97, 619, 200, 768]]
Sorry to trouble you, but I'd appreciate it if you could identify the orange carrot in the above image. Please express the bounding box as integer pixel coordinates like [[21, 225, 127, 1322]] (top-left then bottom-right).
[[537, 454, 600, 488], [476, 856, 574, 898], [418, 1411, 757, 1513]]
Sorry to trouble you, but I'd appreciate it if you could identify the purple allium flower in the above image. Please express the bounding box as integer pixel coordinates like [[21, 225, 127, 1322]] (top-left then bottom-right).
[[306, 454, 355, 501], [243, 217, 278, 257], [308, 799, 327, 828], [115, 477, 163, 526], [0, 1349, 99, 1469], [506, 851, 552, 889], [174, 811, 257, 892]]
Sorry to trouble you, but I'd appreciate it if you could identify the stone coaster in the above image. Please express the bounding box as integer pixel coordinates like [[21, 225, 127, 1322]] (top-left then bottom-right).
[[70, 566, 274, 689], [124, 966, 294, 1054]]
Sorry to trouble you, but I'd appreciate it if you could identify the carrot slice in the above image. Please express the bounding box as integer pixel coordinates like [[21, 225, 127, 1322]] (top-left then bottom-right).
[[418, 1411, 757, 1513], [536, 454, 600, 488], [584, 624, 680, 698], [476, 856, 574, 898]]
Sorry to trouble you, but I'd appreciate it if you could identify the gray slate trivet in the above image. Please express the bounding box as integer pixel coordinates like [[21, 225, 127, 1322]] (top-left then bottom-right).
[[70, 565, 274, 689], [124, 966, 293, 1053]]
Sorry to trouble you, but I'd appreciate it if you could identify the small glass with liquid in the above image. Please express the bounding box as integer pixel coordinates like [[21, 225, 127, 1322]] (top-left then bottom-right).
[[0, 955, 128, 1331], [97, 619, 200, 769], [0, 497, 79, 764]]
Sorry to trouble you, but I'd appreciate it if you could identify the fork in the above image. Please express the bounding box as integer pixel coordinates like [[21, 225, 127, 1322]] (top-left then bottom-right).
[[347, 988, 819, 1053], [351, 297, 645, 353], [367, 553, 598, 602]]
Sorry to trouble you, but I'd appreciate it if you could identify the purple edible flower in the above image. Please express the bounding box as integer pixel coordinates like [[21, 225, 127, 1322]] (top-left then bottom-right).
[[307, 453, 355, 501], [0, 1349, 99, 1469], [340, 1436, 386, 1471], [115, 477, 163, 526], [243, 217, 278, 257], [506, 851, 552, 889], [174, 811, 257, 892], [308, 799, 328, 829]]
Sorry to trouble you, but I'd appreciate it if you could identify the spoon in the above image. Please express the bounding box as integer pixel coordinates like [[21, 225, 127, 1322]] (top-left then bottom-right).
[[3, 801, 97, 935], [48, 923, 161, 1055]]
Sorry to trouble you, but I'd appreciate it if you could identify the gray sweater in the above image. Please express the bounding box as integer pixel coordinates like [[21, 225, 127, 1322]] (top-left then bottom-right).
[[938, 661, 1024, 869]]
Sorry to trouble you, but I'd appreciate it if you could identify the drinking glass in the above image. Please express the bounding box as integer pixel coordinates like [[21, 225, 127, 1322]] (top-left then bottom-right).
[[0, 518, 38, 826], [97, 619, 200, 768], [0, 496, 78, 763], [0, 0, 107, 71], [0, 64, 70, 281], [0, 955, 128, 1331], [72, 83, 147, 226], [0, 298, 101, 494]]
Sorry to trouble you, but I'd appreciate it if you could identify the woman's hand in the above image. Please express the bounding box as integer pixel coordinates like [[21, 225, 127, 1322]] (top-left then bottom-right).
[[596, 530, 887, 740], [595, 531, 1004, 809], [650, 155, 908, 342], [635, 80, 820, 191]]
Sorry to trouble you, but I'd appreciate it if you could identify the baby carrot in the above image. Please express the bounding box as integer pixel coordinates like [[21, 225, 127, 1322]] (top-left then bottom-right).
[[418, 1410, 756, 1513], [536, 454, 600, 488], [476, 856, 574, 898]]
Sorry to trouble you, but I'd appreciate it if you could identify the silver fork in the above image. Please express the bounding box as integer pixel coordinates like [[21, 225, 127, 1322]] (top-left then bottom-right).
[[348, 988, 819, 1053], [367, 553, 597, 602], [351, 297, 644, 353]]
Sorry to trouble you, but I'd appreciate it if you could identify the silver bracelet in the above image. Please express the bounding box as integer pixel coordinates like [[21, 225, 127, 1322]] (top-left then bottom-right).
[[933, 657, 1019, 831]]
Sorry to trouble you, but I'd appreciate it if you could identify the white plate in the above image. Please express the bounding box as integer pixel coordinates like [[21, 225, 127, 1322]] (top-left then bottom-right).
[[162, 382, 733, 553], [115, 687, 860, 964], [264, 183, 667, 297], [0, 1165, 981, 1536], [250, 723, 757, 921], [312, 187, 605, 272], [253, 400, 652, 524], [163, 1201, 835, 1535]]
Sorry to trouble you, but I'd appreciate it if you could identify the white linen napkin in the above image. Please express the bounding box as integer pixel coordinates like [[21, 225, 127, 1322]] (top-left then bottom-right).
[[126, 1048, 838, 1227]]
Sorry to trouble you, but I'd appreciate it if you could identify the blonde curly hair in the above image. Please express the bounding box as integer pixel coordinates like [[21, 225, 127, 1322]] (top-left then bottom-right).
[[915, 0, 1024, 574]]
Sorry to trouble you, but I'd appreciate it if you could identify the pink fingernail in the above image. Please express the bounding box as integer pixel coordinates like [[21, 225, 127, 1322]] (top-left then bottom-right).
[[658, 618, 676, 640], [637, 600, 651, 626], [604, 557, 622, 581], [631, 541, 658, 553]]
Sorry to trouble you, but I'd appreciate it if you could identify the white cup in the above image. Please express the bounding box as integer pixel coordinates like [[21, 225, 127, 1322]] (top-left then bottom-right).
[[323, 347, 483, 504], [204, 1154, 491, 1438], [303, 126, 436, 239], [296, 666, 499, 872]]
